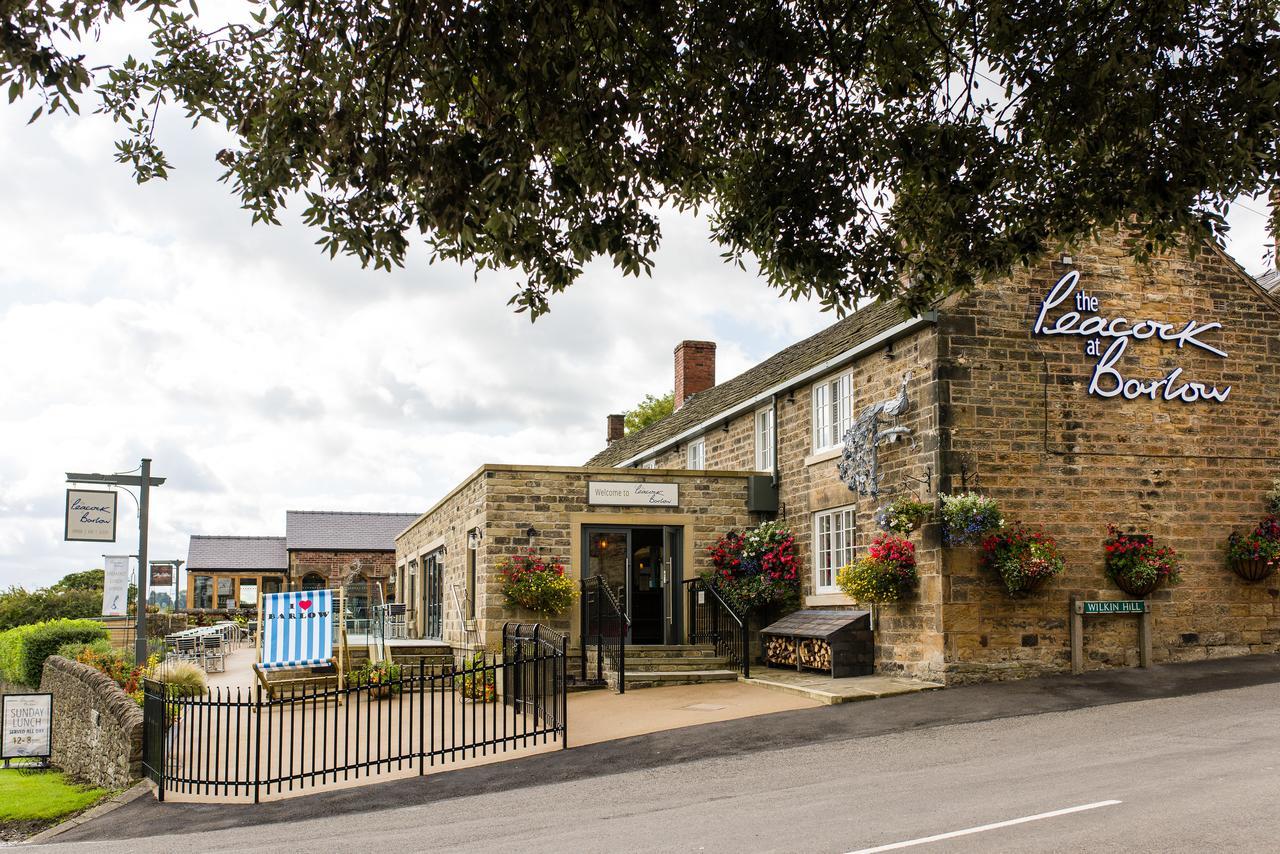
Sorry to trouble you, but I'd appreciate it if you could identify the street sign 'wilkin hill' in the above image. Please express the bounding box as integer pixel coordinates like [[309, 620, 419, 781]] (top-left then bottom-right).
[[1080, 600, 1148, 615]]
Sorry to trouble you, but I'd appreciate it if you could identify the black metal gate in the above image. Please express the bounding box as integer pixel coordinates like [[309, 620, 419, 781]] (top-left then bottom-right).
[[425, 550, 443, 641], [142, 624, 567, 802]]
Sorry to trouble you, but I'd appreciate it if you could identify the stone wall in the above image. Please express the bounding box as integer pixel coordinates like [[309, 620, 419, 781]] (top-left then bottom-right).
[[290, 550, 397, 588], [937, 235, 1280, 682], [39, 656, 143, 789], [397, 466, 759, 653], [646, 325, 945, 680]]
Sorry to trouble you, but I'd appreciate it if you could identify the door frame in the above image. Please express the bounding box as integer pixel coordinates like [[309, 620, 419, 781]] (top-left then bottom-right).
[[581, 523, 684, 645]]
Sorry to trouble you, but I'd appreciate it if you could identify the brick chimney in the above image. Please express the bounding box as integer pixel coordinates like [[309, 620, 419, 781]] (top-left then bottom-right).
[[607, 413, 625, 445], [674, 340, 716, 410]]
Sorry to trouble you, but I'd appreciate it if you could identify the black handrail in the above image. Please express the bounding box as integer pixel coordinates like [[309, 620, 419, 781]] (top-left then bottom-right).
[[683, 577, 750, 679], [580, 575, 629, 694]]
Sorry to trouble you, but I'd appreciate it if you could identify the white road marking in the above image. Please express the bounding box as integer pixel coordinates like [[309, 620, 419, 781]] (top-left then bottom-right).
[[845, 799, 1124, 853]]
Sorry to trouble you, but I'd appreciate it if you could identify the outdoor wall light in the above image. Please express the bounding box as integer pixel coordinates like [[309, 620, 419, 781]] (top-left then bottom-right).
[[525, 526, 539, 539], [884, 340, 895, 360], [1059, 252, 1074, 265]]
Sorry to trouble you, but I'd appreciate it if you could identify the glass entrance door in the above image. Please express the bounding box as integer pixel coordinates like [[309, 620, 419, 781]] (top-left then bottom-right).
[[424, 550, 444, 641], [584, 526, 683, 645]]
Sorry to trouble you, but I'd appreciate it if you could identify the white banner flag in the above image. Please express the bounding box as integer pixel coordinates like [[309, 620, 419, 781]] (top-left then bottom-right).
[[102, 555, 130, 617]]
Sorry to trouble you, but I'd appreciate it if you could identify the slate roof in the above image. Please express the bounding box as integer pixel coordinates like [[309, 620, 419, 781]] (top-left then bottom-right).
[[586, 300, 915, 467], [1259, 269, 1280, 294], [285, 511, 421, 551], [187, 536, 288, 572]]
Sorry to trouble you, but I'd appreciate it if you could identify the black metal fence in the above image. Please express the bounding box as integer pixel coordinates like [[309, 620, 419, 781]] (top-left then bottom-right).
[[684, 578, 750, 679], [580, 575, 629, 693], [141, 624, 567, 802]]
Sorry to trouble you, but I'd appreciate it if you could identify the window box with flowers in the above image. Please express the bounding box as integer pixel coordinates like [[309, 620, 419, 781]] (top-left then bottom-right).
[[498, 549, 578, 617], [836, 534, 918, 603], [706, 521, 800, 616], [1103, 526, 1181, 597], [981, 527, 1066, 597], [1225, 516, 1280, 582]]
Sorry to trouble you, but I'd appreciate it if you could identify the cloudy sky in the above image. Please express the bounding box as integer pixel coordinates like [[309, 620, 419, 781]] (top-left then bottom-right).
[[0, 31, 1275, 593]]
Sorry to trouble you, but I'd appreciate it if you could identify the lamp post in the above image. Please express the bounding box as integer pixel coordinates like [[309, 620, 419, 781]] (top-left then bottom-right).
[[66, 458, 165, 665]]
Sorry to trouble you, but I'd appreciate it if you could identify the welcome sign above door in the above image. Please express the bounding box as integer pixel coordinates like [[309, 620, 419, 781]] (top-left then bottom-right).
[[1032, 270, 1231, 404], [587, 481, 679, 507]]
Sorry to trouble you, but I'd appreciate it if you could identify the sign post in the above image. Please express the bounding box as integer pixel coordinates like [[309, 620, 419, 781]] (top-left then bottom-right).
[[66, 459, 165, 666], [1070, 596, 1152, 674]]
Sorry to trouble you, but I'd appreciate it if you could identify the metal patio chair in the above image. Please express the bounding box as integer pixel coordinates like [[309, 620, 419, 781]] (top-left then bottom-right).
[[202, 634, 226, 673]]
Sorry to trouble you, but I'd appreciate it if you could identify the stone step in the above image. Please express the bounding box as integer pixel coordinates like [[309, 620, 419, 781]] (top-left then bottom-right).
[[621, 658, 733, 672], [621, 670, 740, 690]]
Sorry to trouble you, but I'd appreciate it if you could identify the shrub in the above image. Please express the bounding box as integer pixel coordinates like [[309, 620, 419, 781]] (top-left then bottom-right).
[[706, 521, 800, 614], [940, 493, 1004, 545], [875, 496, 933, 535], [836, 534, 918, 603], [150, 660, 208, 697], [1103, 526, 1181, 590], [0, 618, 107, 686], [981, 528, 1066, 596], [498, 550, 577, 616]]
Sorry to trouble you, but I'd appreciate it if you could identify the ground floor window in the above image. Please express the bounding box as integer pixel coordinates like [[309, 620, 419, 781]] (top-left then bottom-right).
[[813, 506, 856, 593], [192, 575, 213, 609], [239, 578, 257, 607], [216, 576, 236, 609], [301, 572, 326, 591]]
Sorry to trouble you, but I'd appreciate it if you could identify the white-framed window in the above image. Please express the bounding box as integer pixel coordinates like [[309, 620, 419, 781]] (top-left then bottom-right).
[[813, 506, 856, 593], [639, 458, 657, 469], [755, 407, 775, 472], [812, 371, 854, 452], [686, 438, 705, 470]]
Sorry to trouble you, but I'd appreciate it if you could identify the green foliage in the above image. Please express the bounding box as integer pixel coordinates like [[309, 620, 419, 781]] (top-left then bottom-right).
[[706, 522, 800, 614], [458, 653, 497, 702], [624, 392, 674, 434], [0, 585, 101, 632], [940, 493, 1004, 546], [0, 769, 110, 823], [1266, 479, 1280, 516], [875, 496, 934, 535], [981, 528, 1066, 596], [8, 2, 1278, 318], [0, 619, 108, 687], [50, 569, 105, 592]]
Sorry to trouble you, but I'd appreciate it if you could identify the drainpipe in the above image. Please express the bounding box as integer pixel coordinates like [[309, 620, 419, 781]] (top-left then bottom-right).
[[770, 393, 780, 489]]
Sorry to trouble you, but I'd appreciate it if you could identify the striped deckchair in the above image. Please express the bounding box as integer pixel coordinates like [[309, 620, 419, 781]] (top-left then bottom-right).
[[254, 591, 342, 696]]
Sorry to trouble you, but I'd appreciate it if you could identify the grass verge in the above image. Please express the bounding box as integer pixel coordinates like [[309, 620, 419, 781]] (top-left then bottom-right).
[[0, 767, 112, 842]]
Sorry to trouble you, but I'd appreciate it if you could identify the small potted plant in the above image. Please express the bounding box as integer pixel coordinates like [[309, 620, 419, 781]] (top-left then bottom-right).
[[1225, 516, 1280, 582], [940, 492, 1004, 546], [457, 652, 497, 703], [836, 534, 918, 603], [875, 496, 934, 536], [498, 549, 578, 617], [1103, 525, 1181, 597], [352, 659, 402, 698], [981, 527, 1066, 597]]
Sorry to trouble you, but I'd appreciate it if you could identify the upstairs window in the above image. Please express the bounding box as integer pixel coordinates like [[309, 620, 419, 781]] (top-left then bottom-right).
[[755, 407, 775, 472], [687, 438, 706, 470], [812, 372, 854, 452], [639, 458, 657, 469]]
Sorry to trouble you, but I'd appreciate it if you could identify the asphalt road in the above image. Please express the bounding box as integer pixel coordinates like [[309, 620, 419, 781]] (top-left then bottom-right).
[[39, 670, 1280, 853]]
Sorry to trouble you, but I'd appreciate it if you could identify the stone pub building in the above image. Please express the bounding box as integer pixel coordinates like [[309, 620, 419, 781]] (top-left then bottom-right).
[[397, 233, 1280, 684]]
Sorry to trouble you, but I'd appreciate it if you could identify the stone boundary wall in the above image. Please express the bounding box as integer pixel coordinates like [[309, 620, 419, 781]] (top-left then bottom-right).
[[38, 656, 143, 789]]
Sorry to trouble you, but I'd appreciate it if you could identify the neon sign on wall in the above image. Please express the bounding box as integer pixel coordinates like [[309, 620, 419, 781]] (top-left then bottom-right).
[[1032, 271, 1231, 403]]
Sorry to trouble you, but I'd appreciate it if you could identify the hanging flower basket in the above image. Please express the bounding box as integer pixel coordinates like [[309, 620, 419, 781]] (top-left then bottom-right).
[[1228, 557, 1277, 583], [835, 534, 918, 604], [1225, 517, 1280, 583], [1103, 526, 1181, 598], [981, 527, 1065, 598]]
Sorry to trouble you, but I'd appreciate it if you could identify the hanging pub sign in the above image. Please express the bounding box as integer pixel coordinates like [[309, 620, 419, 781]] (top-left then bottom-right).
[[102, 555, 131, 617], [1, 693, 53, 763], [149, 563, 173, 586], [587, 481, 679, 507], [64, 488, 118, 542], [1032, 270, 1230, 403]]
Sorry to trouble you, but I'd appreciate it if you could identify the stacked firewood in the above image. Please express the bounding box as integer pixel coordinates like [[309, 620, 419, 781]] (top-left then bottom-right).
[[764, 636, 797, 666], [798, 638, 832, 671]]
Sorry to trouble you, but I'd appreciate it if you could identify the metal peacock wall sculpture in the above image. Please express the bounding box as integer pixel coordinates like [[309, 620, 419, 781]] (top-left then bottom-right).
[[837, 371, 915, 497]]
